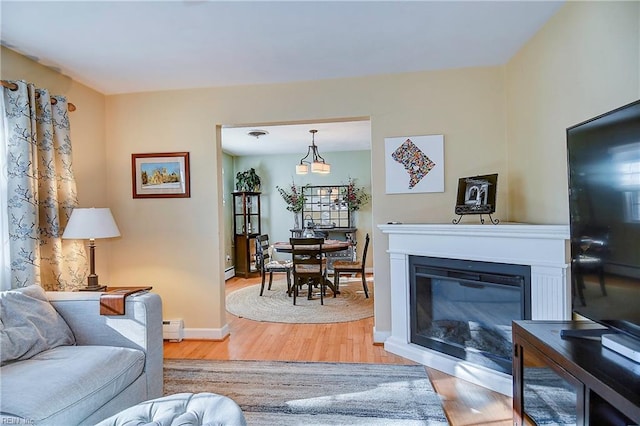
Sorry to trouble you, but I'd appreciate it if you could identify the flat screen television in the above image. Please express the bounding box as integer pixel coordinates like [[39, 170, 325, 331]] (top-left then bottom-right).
[[566, 99, 640, 347]]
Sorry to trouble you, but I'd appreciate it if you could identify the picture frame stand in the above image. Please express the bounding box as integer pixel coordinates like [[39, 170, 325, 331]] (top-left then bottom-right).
[[452, 213, 499, 225], [452, 173, 499, 225]]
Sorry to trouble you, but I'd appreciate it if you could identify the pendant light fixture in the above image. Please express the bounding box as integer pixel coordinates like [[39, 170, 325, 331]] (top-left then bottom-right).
[[296, 129, 331, 175]]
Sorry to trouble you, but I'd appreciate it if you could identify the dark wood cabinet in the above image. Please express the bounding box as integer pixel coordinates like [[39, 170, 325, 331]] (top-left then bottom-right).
[[233, 192, 261, 278], [513, 320, 640, 425]]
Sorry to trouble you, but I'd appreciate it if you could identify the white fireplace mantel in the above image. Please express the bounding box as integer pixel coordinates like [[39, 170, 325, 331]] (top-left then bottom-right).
[[378, 223, 571, 396]]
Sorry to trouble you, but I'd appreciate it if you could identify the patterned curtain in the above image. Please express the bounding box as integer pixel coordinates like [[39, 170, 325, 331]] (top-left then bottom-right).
[[1, 80, 87, 290]]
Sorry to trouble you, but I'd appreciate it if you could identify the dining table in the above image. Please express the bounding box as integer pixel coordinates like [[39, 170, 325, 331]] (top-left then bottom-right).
[[273, 239, 351, 295]]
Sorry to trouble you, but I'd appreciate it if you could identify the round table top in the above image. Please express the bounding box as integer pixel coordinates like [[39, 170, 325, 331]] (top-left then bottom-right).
[[273, 239, 351, 253]]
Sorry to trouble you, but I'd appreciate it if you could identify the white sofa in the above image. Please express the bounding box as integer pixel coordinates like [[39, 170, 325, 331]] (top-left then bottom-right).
[[0, 285, 163, 425]]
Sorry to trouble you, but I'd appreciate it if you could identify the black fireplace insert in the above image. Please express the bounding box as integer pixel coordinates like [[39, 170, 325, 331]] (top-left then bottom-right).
[[410, 256, 531, 374]]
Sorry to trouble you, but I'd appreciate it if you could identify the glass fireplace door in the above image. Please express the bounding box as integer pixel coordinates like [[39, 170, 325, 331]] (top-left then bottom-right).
[[410, 256, 531, 374]]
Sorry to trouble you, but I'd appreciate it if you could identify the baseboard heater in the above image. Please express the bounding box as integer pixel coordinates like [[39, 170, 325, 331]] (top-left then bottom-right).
[[225, 267, 235, 280], [162, 319, 184, 342]]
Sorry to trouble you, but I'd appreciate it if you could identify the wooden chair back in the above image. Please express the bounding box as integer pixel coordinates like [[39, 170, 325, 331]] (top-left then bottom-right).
[[255, 234, 271, 272], [333, 233, 370, 298], [289, 237, 325, 304], [255, 234, 292, 296]]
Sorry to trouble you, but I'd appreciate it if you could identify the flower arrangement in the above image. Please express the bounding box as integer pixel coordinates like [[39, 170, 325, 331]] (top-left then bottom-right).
[[342, 177, 371, 212], [276, 182, 309, 213]]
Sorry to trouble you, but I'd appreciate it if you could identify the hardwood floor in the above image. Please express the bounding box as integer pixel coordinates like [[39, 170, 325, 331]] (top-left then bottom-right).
[[163, 275, 513, 425]]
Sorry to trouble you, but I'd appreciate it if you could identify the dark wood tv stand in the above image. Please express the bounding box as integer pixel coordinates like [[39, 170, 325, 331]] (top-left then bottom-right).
[[513, 320, 640, 425]]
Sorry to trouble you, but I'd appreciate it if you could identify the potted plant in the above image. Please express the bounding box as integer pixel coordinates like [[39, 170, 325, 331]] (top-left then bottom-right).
[[276, 182, 309, 229], [341, 177, 371, 227], [235, 168, 261, 192], [342, 177, 371, 212]]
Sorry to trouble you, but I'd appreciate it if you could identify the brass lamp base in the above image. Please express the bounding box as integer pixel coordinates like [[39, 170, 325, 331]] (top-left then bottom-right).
[[78, 273, 106, 292], [79, 285, 107, 292]]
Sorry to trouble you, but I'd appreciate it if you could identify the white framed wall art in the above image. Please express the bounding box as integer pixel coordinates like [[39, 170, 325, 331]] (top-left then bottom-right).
[[384, 134, 444, 194]]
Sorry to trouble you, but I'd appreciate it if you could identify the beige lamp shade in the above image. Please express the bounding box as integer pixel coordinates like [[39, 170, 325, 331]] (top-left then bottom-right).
[[62, 208, 120, 240], [295, 129, 331, 175], [311, 161, 331, 174], [296, 163, 309, 175]]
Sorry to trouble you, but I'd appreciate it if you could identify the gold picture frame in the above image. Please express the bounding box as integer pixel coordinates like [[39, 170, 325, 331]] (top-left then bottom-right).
[[131, 152, 190, 198]]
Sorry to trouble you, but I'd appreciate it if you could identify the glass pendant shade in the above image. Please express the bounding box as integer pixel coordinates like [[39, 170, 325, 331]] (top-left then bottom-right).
[[296, 163, 309, 175], [311, 162, 330, 174], [295, 129, 330, 175]]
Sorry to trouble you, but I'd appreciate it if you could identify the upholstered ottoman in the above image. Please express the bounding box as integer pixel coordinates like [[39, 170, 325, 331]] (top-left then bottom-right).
[[95, 392, 246, 426]]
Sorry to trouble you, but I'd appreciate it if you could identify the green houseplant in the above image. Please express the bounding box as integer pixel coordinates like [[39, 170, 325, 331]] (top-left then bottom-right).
[[235, 168, 261, 192], [342, 177, 371, 212], [277, 182, 309, 229]]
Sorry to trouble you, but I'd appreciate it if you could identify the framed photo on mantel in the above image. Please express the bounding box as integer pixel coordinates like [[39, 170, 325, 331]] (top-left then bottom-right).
[[131, 152, 190, 198], [453, 173, 499, 224]]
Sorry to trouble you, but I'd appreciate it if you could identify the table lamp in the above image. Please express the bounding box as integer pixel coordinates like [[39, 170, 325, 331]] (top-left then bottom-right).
[[62, 207, 121, 291]]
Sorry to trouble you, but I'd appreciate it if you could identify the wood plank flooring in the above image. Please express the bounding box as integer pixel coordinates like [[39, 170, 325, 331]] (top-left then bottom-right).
[[163, 275, 513, 425]]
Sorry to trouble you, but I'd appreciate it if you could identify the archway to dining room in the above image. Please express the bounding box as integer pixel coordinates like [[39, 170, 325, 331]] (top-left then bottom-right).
[[219, 118, 373, 289], [215, 116, 376, 355]]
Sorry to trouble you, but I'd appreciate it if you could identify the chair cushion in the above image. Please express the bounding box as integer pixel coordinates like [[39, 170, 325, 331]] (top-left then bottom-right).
[[294, 265, 322, 274], [0, 285, 75, 365], [0, 345, 145, 425], [265, 260, 292, 270], [333, 261, 361, 269], [95, 392, 247, 426]]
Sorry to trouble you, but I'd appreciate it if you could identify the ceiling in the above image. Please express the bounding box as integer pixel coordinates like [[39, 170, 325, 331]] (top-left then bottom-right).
[[222, 120, 371, 156], [1, 0, 564, 155]]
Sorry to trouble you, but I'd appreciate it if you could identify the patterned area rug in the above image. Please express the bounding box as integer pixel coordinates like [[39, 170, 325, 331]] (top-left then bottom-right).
[[523, 367, 577, 425], [225, 278, 373, 323], [164, 359, 449, 425]]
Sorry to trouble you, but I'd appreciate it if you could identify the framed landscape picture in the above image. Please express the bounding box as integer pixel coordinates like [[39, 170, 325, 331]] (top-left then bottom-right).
[[131, 152, 190, 198]]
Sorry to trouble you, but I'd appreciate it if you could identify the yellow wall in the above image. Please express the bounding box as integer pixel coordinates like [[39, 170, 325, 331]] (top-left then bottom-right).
[[0, 46, 116, 283], [3, 1, 638, 339], [506, 1, 640, 224], [104, 68, 506, 336]]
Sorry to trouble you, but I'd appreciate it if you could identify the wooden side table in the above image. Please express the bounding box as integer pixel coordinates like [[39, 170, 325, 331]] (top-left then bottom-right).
[[100, 286, 152, 315]]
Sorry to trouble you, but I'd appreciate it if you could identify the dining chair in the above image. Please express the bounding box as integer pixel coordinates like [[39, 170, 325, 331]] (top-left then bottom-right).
[[290, 237, 326, 305], [255, 235, 292, 296], [333, 233, 370, 298]]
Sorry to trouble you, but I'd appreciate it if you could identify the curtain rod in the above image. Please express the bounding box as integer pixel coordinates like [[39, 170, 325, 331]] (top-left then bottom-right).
[[1, 80, 76, 112]]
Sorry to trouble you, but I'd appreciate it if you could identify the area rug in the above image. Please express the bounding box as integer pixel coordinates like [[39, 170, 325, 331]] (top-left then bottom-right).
[[226, 278, 373, 323], [523, 367, 577, 425], [164, 359, 448, 425]]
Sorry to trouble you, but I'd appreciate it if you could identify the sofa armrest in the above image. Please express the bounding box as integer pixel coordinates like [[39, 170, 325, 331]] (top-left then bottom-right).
[[46, 291, 164, 399]]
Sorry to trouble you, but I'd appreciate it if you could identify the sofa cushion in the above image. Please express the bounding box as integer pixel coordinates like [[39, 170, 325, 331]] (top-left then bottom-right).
[[0, 285, 75, 365], [0, 345, 145, 425]]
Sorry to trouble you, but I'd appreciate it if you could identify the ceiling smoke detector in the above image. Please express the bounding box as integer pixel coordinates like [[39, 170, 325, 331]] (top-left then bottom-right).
[[247, 129, 269, 139]]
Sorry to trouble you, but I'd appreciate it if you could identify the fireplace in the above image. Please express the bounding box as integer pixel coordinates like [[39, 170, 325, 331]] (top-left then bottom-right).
[[410, 256, 531, 375], [379, 223, 570, 396]]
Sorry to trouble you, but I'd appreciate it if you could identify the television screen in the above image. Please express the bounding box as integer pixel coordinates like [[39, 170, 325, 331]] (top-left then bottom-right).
[[567, 99, 640, 340]]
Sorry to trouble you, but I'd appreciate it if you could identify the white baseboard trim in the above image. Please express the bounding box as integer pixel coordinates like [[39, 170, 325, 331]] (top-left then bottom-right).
[[373, 327, 390, 344], [224, 267, 235, 280], [183, 324, 230, 340]]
